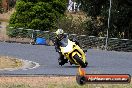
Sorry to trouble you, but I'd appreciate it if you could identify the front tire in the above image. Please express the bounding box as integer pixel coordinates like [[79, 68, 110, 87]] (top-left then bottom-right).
[[76, 75, 86, 85], [73, 54, 87, 68]]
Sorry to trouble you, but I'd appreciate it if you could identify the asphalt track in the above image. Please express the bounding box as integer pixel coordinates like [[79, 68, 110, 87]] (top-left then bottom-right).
[[0, 42, 132, 76]]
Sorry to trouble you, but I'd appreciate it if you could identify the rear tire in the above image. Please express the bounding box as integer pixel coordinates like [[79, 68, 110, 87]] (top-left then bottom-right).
[[85, 61, 88, 67], [73, 54, 87, 68]]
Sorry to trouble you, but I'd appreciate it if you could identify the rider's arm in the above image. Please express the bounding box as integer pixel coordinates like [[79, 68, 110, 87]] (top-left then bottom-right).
[[54, 38, 61, 52]]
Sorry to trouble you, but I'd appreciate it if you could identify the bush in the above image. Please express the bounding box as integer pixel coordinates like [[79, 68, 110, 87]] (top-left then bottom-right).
[[58, 13, 87, 35], [8, 0, 67, 37], [0, 0, 3, 13], [79, 0, 132, 39]]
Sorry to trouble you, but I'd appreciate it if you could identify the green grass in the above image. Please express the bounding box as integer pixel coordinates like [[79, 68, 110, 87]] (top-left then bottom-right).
[[0, 83, 31, 88], [54, 83, 132, 88], [0, 83, 131, 88]]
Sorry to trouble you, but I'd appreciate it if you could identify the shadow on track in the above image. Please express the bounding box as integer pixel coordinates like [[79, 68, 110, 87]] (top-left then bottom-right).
[[61, 65, 79, 68]]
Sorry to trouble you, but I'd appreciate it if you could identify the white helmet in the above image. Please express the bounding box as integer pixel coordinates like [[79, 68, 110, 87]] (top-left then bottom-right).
[[56, 29, 64, 35]]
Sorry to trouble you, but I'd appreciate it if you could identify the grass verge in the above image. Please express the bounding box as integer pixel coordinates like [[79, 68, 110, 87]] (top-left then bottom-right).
[[0, 76, 131, 88], [0, 56, 23, 69]]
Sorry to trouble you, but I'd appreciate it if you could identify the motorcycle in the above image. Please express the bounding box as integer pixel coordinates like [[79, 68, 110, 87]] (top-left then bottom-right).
[[59, 37, 88, 68]]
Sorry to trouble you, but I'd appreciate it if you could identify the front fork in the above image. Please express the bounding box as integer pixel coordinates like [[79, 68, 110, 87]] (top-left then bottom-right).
[[72, 52, 86, 63]]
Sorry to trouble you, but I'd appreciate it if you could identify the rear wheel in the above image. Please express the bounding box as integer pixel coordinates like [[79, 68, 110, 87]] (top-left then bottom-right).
[[73, 54, 87, 68], [85, 61, 88, 67]]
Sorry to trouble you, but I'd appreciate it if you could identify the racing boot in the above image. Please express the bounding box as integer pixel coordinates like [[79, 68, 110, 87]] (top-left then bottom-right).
[[58, 55, 68, 66], [58, 58, 65, 66], [58, 54, 64, 66]]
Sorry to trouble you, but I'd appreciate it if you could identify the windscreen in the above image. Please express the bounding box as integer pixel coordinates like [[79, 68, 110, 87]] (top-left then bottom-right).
[[60, 37, 68, 47]]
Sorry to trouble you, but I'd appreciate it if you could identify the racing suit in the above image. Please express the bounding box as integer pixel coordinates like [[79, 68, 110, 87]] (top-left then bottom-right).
[[54, 34, 68, 65]]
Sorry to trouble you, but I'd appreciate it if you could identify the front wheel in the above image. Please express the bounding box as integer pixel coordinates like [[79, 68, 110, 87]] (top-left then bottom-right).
[[76, 75, 86, 85], [73, 54, 87, 68]]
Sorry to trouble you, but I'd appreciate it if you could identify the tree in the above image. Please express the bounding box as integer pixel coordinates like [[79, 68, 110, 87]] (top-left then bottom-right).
[[9, 0, 67, 32], [79, 0, 132, 39], [0, 0, 3, 13]]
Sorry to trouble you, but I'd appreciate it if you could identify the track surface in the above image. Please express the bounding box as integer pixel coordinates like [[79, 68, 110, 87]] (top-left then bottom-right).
[[0, 42, 132, 75]]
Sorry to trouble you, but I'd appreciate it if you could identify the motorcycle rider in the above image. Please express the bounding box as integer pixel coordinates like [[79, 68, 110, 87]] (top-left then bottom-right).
[[54, 29, 84, 65], [55, 29, 68, 65]]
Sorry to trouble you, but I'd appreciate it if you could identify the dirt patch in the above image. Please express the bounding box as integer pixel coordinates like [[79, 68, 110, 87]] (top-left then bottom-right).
[[0, 56, 23, 69], [0, 76, 76, 88], [0, 76, 75, 85]]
